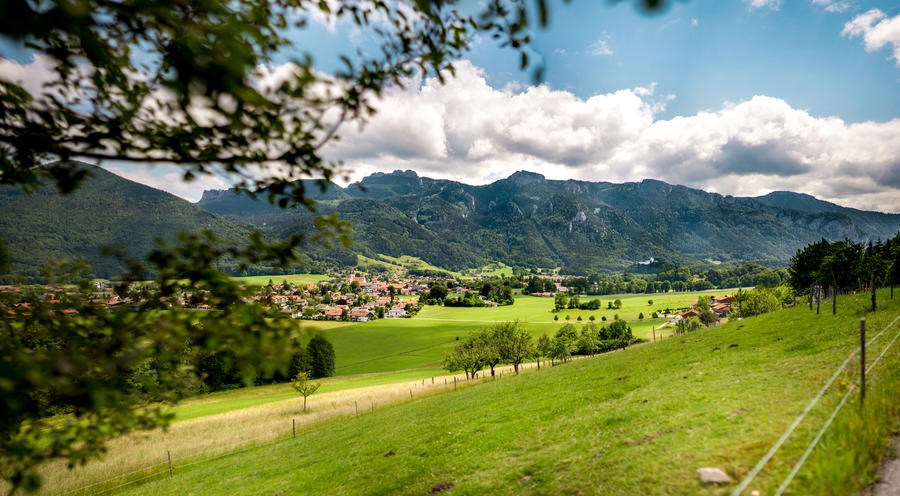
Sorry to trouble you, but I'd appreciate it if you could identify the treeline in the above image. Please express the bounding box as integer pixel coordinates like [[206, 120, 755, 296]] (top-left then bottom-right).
[[195, 334, 335, 393], [423, 282, 514, 306], [442, 320, 641, 379], [787, 234, 899, 311], [527, 263, 787, 296]]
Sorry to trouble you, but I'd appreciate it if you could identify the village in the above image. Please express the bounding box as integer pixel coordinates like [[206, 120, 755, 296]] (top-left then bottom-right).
[[1, 269, 736, 328]]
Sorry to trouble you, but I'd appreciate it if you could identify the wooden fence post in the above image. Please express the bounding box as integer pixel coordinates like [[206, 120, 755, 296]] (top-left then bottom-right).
[[167, 450, 173, 478], [861, 318, 866, 407], [292, 418, 296, 439]]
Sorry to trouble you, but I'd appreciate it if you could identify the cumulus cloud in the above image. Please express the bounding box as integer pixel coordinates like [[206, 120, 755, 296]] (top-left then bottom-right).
[[842, 9, 900, 65], [318, 61, 900, 212]]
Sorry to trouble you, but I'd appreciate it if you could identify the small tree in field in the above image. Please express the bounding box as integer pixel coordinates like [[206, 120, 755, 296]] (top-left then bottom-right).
[[293, 372, 321, 413], [492, 321, 534, 374], [536, 333, 551, 370]]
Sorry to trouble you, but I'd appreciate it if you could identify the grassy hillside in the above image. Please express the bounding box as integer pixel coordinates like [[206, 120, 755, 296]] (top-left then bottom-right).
[[231, 273, 332, 287], [108, 290, 900, 496]]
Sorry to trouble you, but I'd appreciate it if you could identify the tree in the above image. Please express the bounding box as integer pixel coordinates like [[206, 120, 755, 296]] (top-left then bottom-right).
[[578, 323, 599, 357], [638, 312, 644, 320], [648, 299, 654, 305], [429, 283, 448, 303], [0, 0, 671, 489], [292, 372, 321, 413], [442, 334, 488, 379], [535, 333, 551, 370], [307, 334, 335, 379], [554, 292, 568, 312], [694, 298, 717, 327], [551, 324, 578, 363], [614, 299, 622, 309], [491, 321, 534, 374], [475, 330, 502, 377]]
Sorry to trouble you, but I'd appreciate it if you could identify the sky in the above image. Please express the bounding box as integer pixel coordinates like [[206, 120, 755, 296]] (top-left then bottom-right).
[[2, 0, 900, 211]]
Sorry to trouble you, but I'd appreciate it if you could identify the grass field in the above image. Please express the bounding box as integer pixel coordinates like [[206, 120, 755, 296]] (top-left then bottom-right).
[[105, 290, 900, 496], [231, 273, 332, 286], [356, 254, 463, 277], [319, 291, 731, 375]]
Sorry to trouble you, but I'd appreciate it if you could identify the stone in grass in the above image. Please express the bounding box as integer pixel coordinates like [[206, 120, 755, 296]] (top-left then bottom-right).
[[697, 467, 733, 485]]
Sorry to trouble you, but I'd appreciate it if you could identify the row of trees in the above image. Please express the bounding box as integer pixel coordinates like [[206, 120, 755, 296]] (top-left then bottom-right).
[[442, 320, 638, 379], [522, 262, 786, 298], [424, 283, 514, 306], [788, 235, 899, 312]]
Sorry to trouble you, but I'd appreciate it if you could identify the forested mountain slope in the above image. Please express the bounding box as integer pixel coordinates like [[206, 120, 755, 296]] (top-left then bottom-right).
[[0, 163, 250, 279], [198, 170, 900, 272]]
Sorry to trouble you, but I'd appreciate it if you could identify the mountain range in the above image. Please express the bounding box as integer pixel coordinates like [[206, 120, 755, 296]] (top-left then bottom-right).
[[198, 169, 900, 273], [3, 164, 900, 279]]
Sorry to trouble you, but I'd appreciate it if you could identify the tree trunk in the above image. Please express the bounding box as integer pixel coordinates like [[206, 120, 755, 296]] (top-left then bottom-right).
[[871, 272, 876, 312], [809, 285, 813, 310], [514, 362, 519, 374], [816, 289, 820, 315], [832, 281, 837, 315], [303, 396, 307, 412], [536, 358, 540, 370], [490, 365, 495, 377]]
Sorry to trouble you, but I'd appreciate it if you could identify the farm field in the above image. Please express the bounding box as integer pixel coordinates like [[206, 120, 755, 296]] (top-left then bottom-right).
[[320, 291, 733, 375], [231, 273, 332, 286], [109, 290, 900, 496]]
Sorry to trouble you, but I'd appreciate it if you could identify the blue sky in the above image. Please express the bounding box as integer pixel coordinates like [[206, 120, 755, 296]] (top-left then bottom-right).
[[2, 0, 900, 211], [287, 0, 900, 123]]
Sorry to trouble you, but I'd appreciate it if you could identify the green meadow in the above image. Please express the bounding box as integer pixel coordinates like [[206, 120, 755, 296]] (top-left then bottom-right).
[[317, 292, 732, 375], [110, 290, 900, 496], [231, 273, 332, 286]]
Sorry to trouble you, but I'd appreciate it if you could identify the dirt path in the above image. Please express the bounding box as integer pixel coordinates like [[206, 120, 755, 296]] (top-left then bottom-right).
[[863, 436, 900, 496]]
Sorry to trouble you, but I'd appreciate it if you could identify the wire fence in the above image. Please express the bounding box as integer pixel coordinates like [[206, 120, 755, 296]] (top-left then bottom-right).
[[54, 363, 542, 496], [731, 312, 900, 496]]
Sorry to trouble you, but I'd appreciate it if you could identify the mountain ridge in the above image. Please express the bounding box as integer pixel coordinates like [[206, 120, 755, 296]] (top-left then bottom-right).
[[198, 170, 900, 272]]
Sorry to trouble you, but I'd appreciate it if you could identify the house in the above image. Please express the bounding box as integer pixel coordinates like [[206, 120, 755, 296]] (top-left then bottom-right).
[[680, 309, 699, 319], [385, 308, 407, 318], [713, 295, 734, 305], [711, 303, 731, 317], [349, 308, 372, 322], [324, 308, 343, 320]]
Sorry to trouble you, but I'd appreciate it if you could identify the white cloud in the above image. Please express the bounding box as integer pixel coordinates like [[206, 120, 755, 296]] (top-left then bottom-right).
[[318, 61, 900, 212], [587, 32, 614, 56], [0, 54, 57, 97], [842, 9, 900, 65], [748, 0, 781, 11], [812, 0, 852, 13], [691, 18, 699, 26]]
